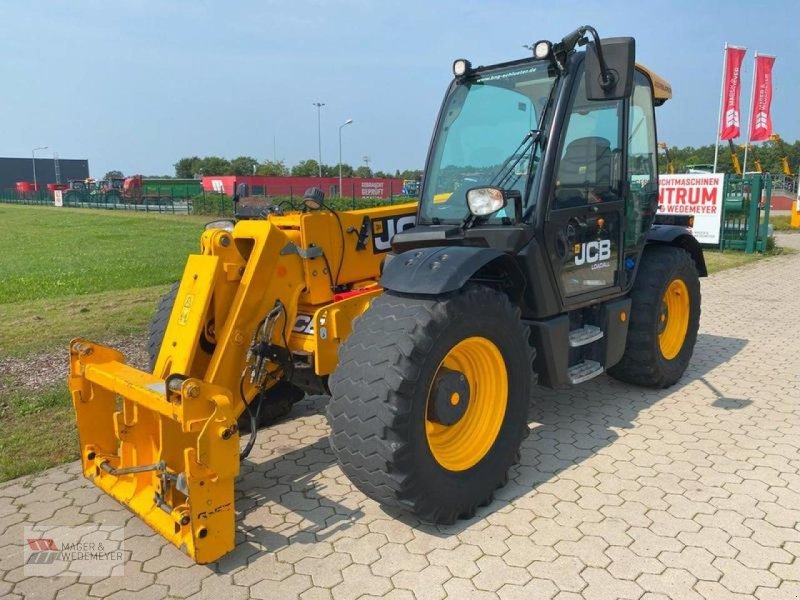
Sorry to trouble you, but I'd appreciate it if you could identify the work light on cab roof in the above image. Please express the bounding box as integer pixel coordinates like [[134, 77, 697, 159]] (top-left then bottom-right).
[[452, 58, 472, 78], [532, 40, 552, 60]]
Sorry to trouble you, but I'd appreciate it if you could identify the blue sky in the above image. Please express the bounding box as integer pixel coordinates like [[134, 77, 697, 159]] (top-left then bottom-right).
[[2, 0, 798, 177]]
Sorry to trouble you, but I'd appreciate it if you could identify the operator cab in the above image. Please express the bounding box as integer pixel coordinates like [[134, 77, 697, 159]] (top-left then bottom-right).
[[387, 26, 699, 322]]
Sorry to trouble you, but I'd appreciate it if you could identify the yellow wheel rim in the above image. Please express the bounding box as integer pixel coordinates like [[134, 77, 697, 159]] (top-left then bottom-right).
[[425, 337, 508, 471], [658, 278, 690, 360]]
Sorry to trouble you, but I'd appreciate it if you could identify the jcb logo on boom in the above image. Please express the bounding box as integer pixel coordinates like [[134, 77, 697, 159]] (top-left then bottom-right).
[[372, 214, 416, 252], [574, 240, 611, 265]]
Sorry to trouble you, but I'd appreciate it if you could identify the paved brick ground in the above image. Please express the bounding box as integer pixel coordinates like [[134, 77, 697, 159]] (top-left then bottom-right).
[[2, 235, 799, 600]]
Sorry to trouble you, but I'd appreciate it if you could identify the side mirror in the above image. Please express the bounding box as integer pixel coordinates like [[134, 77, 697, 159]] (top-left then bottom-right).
[[585, 37, 635, 101]]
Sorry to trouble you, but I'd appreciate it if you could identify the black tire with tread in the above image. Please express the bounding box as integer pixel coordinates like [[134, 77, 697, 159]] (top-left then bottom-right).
[[147, 282, 180, 371], [607, 245, 701, 388], [327, 285, 534, 524]]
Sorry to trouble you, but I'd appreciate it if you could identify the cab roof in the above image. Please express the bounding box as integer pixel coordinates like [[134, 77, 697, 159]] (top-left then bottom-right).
[[636, 64, 672, 105]]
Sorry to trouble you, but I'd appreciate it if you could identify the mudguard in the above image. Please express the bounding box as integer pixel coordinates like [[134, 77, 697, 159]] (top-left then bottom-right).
[[380, 246, 515, 295], [646, 224, 708, 277]]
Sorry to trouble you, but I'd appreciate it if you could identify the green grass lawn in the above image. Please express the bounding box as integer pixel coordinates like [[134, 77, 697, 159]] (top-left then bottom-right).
[[770, 215, 792, 231], [0, 204, 207, 305], [0, 203, 795, 482], [0, 205, 207, 481]]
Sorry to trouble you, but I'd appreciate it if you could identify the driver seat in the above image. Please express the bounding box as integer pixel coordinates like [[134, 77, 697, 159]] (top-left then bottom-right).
[[555, 136, 613, 208]]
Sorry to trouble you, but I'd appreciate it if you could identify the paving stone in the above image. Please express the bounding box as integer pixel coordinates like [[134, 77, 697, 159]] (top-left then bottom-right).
[[154, 564, 213, 598], [472, 555, 530, 591], [713, 557, 780, 595], [5, 237, 800, 599], [391, 564, 450, 600], [193, 574, 250, 600], [729, 536, 793, 570], [677, 527, 736, 558], [251, 573, 313, 600], [12, 575, 78, 600], [554, 536, 610, 568], [694, 581, 757, 599], [755, 581, 800, 600], [501, 536, 558, 568], [657, 546, 722, 581], [295, 551, 353, 589], [370, 542, 427, 578], [496, 579, 559, 600], [527, 556, 587, 592], [427, 543, 483, 578], [580, 567, 643, 600], [636, 568, 703, 600], [331, 564, 391, 600]]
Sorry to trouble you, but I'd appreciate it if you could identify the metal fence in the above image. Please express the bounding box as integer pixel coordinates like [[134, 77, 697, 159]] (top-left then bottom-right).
[[0, 188, 415, 217]]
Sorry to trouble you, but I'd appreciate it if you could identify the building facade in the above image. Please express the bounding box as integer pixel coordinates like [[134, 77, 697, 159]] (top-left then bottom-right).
[[201, 175, 405, 199], [0, 157, 90, 192]]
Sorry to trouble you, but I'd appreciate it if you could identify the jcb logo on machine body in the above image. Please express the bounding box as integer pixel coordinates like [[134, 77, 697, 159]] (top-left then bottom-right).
[[574, 240, 611, 265], [372, 213, 416, 252]]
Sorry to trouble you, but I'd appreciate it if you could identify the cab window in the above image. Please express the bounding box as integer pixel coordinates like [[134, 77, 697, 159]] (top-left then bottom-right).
[[554, 74, 623, 209], [625, 70, 658, 246]]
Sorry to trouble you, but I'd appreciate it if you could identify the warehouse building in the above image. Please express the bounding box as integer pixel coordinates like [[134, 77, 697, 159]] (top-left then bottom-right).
[[0, 156, 90, 192]]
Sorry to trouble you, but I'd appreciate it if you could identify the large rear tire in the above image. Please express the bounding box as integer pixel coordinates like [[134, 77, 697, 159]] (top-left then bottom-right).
[[607, 245, 701, 388], [327, 285, 534, 524]]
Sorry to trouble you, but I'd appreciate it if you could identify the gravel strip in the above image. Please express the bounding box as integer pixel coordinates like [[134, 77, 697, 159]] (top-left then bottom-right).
[[0, 335, 149, 393]]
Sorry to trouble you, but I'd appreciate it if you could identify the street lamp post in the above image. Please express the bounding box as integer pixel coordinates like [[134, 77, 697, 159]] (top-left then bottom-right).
[[338, 119, 353, 197], [31, 146, 48, 192], [312, 102, 325, 177]]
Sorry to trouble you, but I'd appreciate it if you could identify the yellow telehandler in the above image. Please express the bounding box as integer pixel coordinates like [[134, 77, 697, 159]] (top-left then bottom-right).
[[69, 25, 705, 564]]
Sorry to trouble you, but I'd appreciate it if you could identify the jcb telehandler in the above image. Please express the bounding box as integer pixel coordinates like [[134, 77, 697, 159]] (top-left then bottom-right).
[[69, 25, 704, 563]]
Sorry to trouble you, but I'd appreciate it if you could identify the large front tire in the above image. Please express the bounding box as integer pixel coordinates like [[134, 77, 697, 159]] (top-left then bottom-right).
[[607, 245, 701, 388], [327, 285, 534, 524]]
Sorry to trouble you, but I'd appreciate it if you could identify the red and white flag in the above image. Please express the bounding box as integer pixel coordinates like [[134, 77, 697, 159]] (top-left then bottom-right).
[[749, 54, 776, 142], [719, 46, 747, 140]]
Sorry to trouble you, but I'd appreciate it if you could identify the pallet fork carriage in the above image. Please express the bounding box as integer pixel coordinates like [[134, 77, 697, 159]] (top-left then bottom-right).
[[69, 25, 705, 564]]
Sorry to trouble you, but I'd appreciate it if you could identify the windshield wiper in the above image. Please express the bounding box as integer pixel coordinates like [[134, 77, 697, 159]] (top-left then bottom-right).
[[489, 130, 538, 189]]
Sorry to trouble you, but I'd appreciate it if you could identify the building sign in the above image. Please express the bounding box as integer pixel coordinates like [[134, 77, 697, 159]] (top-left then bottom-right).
[[361, 182, 385, 198], [657, 174, 725, 244]]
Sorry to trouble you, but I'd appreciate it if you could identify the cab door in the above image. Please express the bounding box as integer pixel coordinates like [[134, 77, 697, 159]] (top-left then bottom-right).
[[544, 68, 626, 305]]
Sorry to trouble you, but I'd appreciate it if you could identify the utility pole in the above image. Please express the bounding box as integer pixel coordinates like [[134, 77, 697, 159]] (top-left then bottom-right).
[[312, 102, 325, 177], [338, 119, 353, 196]]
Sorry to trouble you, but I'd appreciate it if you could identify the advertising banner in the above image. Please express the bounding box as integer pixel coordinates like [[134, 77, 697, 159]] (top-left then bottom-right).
[[749, 54, 776, 142], [719, 46, 747, 140], [657, 174, 725, 244]]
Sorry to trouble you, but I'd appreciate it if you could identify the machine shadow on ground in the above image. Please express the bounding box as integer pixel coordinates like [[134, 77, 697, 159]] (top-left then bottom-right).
[[212, 332, 747, 572]]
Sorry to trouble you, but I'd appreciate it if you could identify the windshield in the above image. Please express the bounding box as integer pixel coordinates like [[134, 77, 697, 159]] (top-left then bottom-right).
[[420, 61, 557, 224]]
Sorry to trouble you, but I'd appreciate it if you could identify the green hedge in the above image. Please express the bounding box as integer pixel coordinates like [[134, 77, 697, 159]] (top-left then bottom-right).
[[189, 193, 416, 216]]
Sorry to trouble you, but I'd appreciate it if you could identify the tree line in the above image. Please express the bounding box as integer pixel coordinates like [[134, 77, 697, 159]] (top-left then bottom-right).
[[659, 137, 800, 176], [173, 156, 423, 181], [103, 138, 799, 183]]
